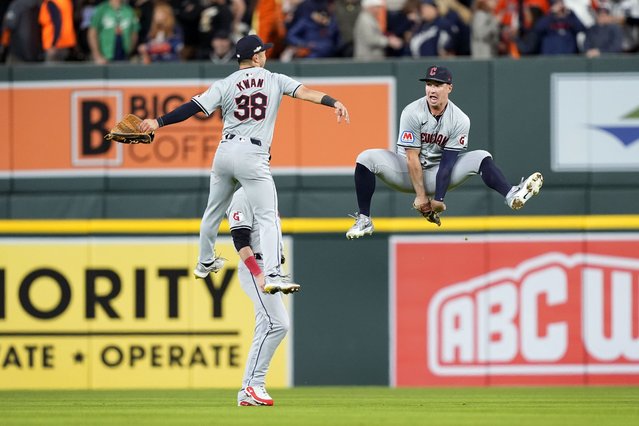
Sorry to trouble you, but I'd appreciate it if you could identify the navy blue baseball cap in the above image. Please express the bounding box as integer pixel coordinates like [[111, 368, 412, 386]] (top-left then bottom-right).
[[419, 66, 453, 84], [235, 35, 273, 60]]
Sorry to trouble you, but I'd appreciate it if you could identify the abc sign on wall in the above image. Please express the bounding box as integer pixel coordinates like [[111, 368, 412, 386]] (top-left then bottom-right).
[[392, 234, 639, 386]]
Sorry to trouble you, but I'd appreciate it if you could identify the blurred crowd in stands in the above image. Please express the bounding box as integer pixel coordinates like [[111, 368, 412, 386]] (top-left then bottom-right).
[[1, 0, 637, 64]]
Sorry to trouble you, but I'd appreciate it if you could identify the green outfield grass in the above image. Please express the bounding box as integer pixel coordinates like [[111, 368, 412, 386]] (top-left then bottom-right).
[[1, 386, 638, 426]]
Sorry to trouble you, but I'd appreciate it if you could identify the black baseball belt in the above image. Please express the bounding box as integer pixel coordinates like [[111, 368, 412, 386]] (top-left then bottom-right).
[[222, 133, 262, 147]]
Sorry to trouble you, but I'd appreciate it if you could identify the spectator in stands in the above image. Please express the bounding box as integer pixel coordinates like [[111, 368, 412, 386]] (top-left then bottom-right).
[[40, 0, 77, 61], [172, 0, 202, 60], [1, 0, 44, 63], [0, 0, 10, 61], [285, 3, 341, 58], [132, 0, 155, 43], [471, 0, 500, 58], [197, 0, 233, 57], [287, 0, 328, 30], [88, 0, 140, 64], [334, 0, 361, 57], [138, 1, 183, 63], [354, 0, 403, 60], [608, 0, 639, 52], [494, 0, 549, 56], [0, 1, 9, 31], [387, 0, 408, 17], [438, 0, 472, 55], [205, 28, 234, 63], [584, 2, 623, 56], [387, 0, 422, 57], [252, 0, 288, 58], [74, 0, 100, 61], [228, 0, 247, 39], [409, 0, 453, 57], [563, 0, 598, 28], [532, 0, 586, 54]]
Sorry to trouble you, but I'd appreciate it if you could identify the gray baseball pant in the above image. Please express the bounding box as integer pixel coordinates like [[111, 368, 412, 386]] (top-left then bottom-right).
[[356, 149, 492, 193], [238, 260, 290, 388], [198, 139, 282, 278]]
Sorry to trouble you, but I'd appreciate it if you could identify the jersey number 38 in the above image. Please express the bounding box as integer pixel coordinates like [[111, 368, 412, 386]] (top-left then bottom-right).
[[234, 92, 268, 121]]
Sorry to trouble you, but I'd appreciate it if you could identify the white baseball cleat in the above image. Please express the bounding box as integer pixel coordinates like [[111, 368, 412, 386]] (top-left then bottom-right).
[[346, 213, 374, 239], [243, 385, 274, 406], [237, 389, 261, 406], [264, 276, 301, 295], [505, 172, 543, 210], [193, 255, 226, 279], [237, 391, 258, 406]]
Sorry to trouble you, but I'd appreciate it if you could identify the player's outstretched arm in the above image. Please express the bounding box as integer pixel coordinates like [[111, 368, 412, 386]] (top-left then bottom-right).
[[139, 100, 203, 132], [139, 119, 159, 133], [294, 85, 350, 124]]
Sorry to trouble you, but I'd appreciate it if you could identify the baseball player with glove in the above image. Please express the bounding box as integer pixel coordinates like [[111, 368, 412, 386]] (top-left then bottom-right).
[[138, 34, 349, 292], [346, 65, 543, 238], [104, 113, 155, 144], [228, 187, 297, 406]]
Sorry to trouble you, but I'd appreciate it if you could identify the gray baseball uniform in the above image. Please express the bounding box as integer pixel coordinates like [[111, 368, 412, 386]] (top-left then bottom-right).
[[193, 67, 302, 280], [348, 65, 542, 241], [356, 97, 491, 193], [227, 188, 290, 389]]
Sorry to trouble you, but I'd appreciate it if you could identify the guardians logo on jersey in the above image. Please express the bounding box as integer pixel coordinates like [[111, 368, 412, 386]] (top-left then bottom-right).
[[421, 132, 449, 147], [230, 211, 245, 223]]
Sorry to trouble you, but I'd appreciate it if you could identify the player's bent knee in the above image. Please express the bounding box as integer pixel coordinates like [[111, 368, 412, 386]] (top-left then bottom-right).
[[355, 150, 374, 169], [473, 150, 492, 161], [356, 149, 384, 171], [473, 149, 493, 159], [467, 150, 493, 173]]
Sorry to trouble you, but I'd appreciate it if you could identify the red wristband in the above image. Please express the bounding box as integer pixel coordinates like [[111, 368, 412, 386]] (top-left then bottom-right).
[[244, 255, 262, 277]]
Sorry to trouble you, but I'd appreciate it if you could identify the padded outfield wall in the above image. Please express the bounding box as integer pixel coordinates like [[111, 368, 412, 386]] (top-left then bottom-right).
[[1, 57, 638, 388]]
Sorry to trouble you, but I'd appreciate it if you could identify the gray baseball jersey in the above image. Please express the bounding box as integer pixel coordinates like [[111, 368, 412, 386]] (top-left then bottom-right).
[[396, 98, 470, 168], [227, 187, 284, 258], [227, 188, 289, 389], [356, 97, 490, 195], [227, 187, 262, 253], [196, 66, 302, 281], [192, 67, 302, 150]]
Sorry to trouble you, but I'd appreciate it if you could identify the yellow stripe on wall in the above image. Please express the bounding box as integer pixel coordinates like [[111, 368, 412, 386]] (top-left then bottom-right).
[[1, 215, 639, 234]]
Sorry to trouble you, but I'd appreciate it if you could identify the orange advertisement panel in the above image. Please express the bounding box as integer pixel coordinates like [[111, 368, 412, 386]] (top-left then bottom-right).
[[0, 85, 9, 172], [391, 234, 639, 387], [3, 78, 393, 177]]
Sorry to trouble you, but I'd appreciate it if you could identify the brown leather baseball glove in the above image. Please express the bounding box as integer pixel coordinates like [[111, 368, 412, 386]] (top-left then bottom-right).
[[104, 114, 155, 144], [413, 201, 442, 227]]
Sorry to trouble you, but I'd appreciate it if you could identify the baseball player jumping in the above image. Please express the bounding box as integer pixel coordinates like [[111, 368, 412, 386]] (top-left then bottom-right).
[[346, 65, 543, 239], [228, 187, 294, 407], [140, 34, 349, 293]]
